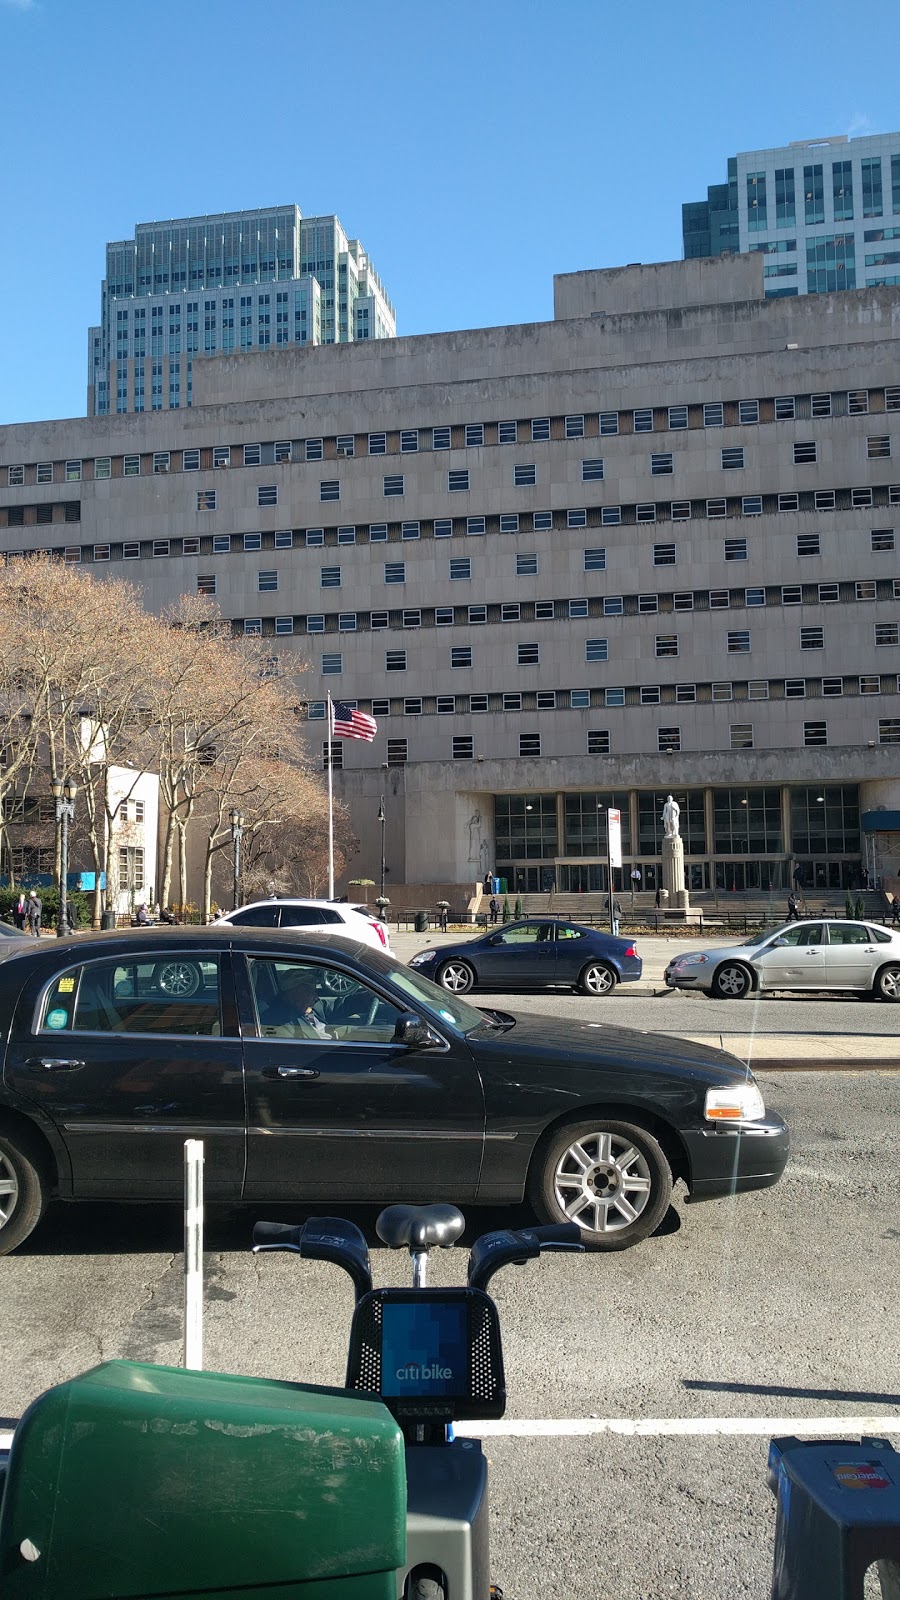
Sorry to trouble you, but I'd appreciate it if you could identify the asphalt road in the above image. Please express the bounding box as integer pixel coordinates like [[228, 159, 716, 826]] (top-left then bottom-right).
[[472, 985, 900, 1037], [2, 1071, 900, 1597]]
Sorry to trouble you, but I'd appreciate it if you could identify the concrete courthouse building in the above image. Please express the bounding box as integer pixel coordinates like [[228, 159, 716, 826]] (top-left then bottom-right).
[[2, 252, 899, 898]]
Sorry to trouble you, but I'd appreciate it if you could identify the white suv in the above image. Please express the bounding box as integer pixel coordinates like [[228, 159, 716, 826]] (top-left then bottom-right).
[[217, 899, 392, 954]]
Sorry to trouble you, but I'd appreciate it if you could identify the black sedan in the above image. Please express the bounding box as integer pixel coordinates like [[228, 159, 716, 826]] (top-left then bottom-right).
[[409, 918, 642, 995], [0, 929, 788, 1255]]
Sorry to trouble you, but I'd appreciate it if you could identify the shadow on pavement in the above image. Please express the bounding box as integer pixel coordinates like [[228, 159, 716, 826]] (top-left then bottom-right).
[[13, 1197, 682, 1257], [684, 1377, 900, 1406]]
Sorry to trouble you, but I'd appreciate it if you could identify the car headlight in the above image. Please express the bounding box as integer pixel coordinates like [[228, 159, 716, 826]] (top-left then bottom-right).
[[408, 951, 435, 967], [670, 954, 709, 970], [705, 1084, 766, 1123]]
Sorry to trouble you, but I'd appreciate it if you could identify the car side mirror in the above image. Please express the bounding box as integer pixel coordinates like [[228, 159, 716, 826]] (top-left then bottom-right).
[[770, 938, 788, 948], [392, 1013, 443, 1049], [486, 934, 502, 946]]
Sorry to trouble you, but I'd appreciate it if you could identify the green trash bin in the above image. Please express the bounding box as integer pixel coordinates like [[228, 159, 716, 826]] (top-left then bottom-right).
[[414, 910, 429, 933], [0, 1360, 406, 1599], [100, 909, 116, 930]]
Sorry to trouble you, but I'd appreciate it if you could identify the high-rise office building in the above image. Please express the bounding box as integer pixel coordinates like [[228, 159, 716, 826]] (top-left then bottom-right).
[[683, 132, 900, 299], [87, 206, 396, 416]]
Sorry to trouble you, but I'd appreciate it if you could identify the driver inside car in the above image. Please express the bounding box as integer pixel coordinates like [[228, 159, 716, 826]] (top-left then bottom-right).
[[256, 967, 335, 1040]]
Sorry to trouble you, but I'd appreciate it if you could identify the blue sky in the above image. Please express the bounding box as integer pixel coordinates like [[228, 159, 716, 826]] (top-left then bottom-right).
[[1, 0, 897, 425]]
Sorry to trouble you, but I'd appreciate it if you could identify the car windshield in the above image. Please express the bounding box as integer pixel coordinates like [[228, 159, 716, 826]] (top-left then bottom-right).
[[377, 961, 486, 1033]]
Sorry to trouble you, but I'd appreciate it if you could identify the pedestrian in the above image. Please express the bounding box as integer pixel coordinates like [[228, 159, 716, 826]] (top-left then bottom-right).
[[13, 892, 26, 931], [136, 903, 150, 926], [608, 892, 622, 937], [489, 895, 500, 925], [655, 887, 662, 910], [439, 904, 449, 932], [892, 898, 900, 927], [26, 890, 42, 938], [483, 870, 493, 895], [786, 892, 799, 922]]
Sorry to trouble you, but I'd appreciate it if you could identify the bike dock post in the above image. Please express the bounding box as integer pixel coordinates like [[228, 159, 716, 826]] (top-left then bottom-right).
[[183, 1138, 204, 1370], [768, 1435, 900, 1598]]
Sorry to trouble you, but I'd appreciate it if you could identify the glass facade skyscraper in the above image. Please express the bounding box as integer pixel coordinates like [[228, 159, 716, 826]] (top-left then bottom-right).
[[88, 206, 396, 416], [683, 131, 900, 300]]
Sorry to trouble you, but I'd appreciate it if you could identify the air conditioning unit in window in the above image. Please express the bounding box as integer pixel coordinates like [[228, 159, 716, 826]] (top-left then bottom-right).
[[336, 444, 353, 457], [155, 464, 169, 474]]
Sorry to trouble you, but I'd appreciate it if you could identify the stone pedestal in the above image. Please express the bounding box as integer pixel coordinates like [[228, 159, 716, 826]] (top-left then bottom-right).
[[662, 834, 690, 910]]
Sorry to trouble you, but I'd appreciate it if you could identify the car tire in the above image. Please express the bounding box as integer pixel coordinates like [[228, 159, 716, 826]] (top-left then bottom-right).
[[710, 962, 753, 1000], [435, 960, 474, 995], [578, 961, 618, 996], [0, 1127, 50, 1256], [156, 960, 202, 998], [874, 964, 900, 1003], [528, 1117, 673, 1251]]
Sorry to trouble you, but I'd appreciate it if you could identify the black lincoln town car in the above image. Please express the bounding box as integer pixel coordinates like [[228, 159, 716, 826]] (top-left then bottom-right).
[[0, 930, 789, 1253]]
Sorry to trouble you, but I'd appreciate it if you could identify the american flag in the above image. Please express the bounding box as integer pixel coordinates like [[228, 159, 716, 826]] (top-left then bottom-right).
[[331, 700, 378, 742]]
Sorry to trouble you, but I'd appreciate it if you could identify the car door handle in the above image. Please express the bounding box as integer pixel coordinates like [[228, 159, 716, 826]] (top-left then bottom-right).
[[262, 1066, 320, 1080], [26, 1057, 86, 1072]]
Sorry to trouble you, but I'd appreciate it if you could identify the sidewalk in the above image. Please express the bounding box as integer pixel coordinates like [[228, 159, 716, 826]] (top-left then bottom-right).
[[390, 928, 900, 1072]]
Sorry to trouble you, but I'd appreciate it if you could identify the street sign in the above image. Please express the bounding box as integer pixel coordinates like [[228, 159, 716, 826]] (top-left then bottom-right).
[[607, 808, 622, 868]]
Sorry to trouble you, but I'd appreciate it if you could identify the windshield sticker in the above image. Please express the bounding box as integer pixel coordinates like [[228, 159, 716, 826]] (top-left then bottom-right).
[[46, 1009, 69, 1030], [58, 977, 76, 993], [438, 1008, 456, 1022]]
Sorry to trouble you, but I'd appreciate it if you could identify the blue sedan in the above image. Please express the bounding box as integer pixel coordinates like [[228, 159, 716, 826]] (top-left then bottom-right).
[[408, 918, 642, 996]]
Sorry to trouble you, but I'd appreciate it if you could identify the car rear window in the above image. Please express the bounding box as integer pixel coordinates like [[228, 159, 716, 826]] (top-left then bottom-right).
[[230, 907, 279, 927], [39, 956, 223, 1037], [279, 906, 343, 926]]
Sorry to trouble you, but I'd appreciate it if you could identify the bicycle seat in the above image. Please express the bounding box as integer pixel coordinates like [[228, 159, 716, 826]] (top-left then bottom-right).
[[376, 1202, 465, 1250]]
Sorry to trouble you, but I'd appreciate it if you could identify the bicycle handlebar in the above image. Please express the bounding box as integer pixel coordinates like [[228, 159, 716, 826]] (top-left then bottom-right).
[[252, 1217, 373, 1302], [252, 1221, 304, 1249], [467, 1223, 583, 1292]]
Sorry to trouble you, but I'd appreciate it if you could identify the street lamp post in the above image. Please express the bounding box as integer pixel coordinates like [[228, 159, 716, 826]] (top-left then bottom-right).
[[229, 808, 244, 912], [377, 796, 386, 901], [52, 777, 77, 938]]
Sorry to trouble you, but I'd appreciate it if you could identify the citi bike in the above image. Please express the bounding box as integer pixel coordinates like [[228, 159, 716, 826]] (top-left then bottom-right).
[[253, 1203, 583, 1600]]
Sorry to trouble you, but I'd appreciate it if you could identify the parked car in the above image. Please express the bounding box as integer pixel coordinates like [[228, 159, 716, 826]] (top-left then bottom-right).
[[0, 923, 29, 941], [0, 928, 787, 1254], [664, 919, 900, 1000], [216, 898, 392, 954], [408, 918, 641, 995]]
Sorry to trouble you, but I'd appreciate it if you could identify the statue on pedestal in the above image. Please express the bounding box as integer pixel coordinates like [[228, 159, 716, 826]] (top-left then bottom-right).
[[662, 794, 680, 838]]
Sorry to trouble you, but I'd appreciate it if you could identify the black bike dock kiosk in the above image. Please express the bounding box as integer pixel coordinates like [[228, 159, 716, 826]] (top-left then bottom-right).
[[768, 1436, 900, 1599]]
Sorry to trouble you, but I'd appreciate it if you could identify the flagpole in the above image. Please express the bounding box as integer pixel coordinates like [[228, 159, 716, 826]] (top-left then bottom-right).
[[327, 694, 335, 899]]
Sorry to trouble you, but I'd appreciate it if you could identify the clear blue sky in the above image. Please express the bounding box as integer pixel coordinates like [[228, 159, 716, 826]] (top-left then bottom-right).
[[1, 0, 897, 425]]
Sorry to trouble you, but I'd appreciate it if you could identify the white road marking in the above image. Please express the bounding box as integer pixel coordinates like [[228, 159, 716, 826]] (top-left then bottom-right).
[[456, 1415, 900, 1439]]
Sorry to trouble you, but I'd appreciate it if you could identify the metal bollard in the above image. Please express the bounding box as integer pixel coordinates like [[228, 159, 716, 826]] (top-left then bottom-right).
[[183, 1138, 204, 1370], [769, 1435, 900, 1599]]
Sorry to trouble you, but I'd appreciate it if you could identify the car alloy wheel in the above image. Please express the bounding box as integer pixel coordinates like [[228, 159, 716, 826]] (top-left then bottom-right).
[[436, 960, 474, 994], [529, 1118, 673, 1250], [711, 962, 752, 999], [875, 964, 900, 1002], [156, 960, 202, 998], [579, 962, 617, 996], [0, 1130, 49, 1255]]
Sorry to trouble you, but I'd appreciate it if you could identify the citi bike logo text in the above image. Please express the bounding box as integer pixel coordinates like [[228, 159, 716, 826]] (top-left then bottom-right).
[[395, 1362, 453, 1381]]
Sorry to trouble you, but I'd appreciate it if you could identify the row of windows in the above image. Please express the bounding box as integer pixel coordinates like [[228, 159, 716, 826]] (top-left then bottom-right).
[[323, 716, 900, 767], [308, 674, 900, 720], [7, 476, 900, 536], [304, 624, 899, 674], [7, 426, 897, 494], [7, 387, 900, 486]]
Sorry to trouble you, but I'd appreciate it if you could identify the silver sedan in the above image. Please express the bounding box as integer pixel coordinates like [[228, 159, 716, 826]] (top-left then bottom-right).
[[664, 919, 900, 1001]]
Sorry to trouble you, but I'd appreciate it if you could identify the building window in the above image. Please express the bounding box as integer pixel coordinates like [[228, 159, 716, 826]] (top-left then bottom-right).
[[605, 687, 625, 707], [182, 537, 201, 555], [274, 617, 294, 635], [673, 592, 694, 612], [534, 601, 555, 620], [868, 436, 891, 459], [258, 570, 278, 592], [568, 598, 588, 618], [337, 526, 356, 545], [658, 727, 681, 753], [852, 489, 874, 509], [386, 651, 407, 672], [584, 547, 607, 571], [320, 480, 340, 501], [794, 441, 817, 465], [306, 615, 325, 633], [728, 631, 751, 653], [782, 585, 803, 606], [879, 719, 900, 743], [862, 156, 883, 217], [213, 447, 230, 468], [797, 533, 821, 556], [213, 534, 231, 553], [65, 460, 82, 481], [639, 593, 660, 613], [875, 623, 900, 647], [450, 558, 472, 580], [433, 518, 453, 539], [515, 553, 538, 576], [467, 516, 486, 536], [814, 490, 835, 511], [400, 429, 419, 453], [531, 417, 550, 442], [635, 504, 656, 523], [498, 421, 517, 445], [587, 729, 611, 754], [468, 605, 487, 625], [730, 724, 753, 750], [519, 733, 541, 757], [803, 721, 828, 746], [818, 583, 839, 603], [436, 696, 455, 714], [703, 403, 724, 428], [567, 508, 587, 529], [653, 543, 676, 566], [585, 639, 609, 662], [275, 440, 294, 462], [651, 453, 673, 475], [721, 448, 744, 470], [599, 412, 619, 435], [600, 506, 621, 526], [451, 647, 472, 668], [872, 529, 895, 552], [822, 676, 843, 697], [501, 603, 521, 623], [707, 498, 727, 519], [435, 607, 454, 626], [570, 689, 590, 708], [671, 501, 691, 521], [36, 462, 53, 483], [197, 490, 216, 511], [633, 408, 653, 433], [432, 427, 451, 450], [785, 679, 806, 699], [503, 692, 522, 711], [122, 542, 140, 559], [244, 619, 262, 636], [668, 406, 688, 430], [383, 474, 404, 496], [368, 433, 387, 455], [322, 740, 342, 770], [258, 485, 277, 506], [448, 470, 469, 492], [517, 643, 539, 666], [402, 609, 422, 629], [582, 458, 604, 481], [641, 686, 661, 705], [368, 523, 388, 543], [656, 634, 679, 657], [183, 449, 200, 471], [384, 562, 406, 583], [779, 492, 799, 511], [565, 414, 585, 439], [738, 399, 760, 425], [320, 566, 341, 588], [453, 736, 474, 759], [724, 537, 748, 561], [499, 513, 520, 534], [197, 574, 217, 596], [514, 463, 536, 487], [603, 596, 624, 615], [387, 739, 408, 766], [856, 580, 877, 601], [536, 692, 557, 709], [800, 627, 825, 649], [465, 424, 484, 448], [151, 539, 169, 558]]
